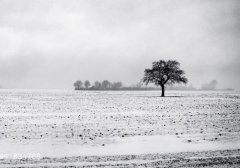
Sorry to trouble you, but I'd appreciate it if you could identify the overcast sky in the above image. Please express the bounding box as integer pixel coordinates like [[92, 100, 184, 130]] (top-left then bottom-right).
[[0, 0, 239, 90]]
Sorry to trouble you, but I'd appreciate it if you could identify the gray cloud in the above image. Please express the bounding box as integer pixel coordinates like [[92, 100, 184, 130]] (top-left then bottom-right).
[[0, 0, 239, 89]]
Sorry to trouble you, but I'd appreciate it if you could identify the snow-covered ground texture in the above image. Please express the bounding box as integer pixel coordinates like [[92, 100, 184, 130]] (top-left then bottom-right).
[[0, 90, 239, 167]]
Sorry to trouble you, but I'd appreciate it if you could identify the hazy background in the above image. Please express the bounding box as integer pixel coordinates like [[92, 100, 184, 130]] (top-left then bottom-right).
[[0, 0, 239, 90]]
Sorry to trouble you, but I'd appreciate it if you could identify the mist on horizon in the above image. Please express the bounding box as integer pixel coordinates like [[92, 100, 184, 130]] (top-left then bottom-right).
[[0, 0, 239, 90]]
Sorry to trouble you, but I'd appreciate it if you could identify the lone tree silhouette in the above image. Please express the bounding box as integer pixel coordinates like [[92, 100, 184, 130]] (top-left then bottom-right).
[[143, 60, 188, 97]]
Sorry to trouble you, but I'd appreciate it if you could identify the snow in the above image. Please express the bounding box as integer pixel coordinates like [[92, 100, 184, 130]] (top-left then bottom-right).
[[0, 90, 239, 160], [0, 135, 240, 159]]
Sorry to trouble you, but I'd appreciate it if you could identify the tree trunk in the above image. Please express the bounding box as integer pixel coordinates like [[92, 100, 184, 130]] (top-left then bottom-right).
[[161, 85, 165, 97]]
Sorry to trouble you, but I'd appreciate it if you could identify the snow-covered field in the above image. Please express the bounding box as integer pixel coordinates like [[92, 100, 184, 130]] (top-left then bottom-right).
[[0, 90, 240, 167]]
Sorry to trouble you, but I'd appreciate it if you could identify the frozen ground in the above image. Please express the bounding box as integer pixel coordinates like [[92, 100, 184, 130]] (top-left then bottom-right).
[[0, 90, 239, 167]]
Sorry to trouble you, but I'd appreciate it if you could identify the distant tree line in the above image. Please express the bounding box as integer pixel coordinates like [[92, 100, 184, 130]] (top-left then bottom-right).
[[73, 80, 123, 90], [73, 79, 233, 92]]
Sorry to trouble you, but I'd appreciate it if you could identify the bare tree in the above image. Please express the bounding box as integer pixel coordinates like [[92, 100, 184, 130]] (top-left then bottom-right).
[[112, 82, 122, 89], [101, 80, 112, 89], [143, 60, 188, 97], [201, 80, 218, 90], [73, 80, 83, 90], [84, 80, 91, 89], [94, 81, 101, 89]]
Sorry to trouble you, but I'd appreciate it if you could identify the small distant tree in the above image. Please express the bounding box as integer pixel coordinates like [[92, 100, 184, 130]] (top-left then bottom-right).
[[94, 81, 101, 89], [201, 80, 218, 90], [112, 82, 123, 89], [73, 80, 83, 90], [84, 80, 91, 89], [143, 60, 188, 97], [101, 80, 112, 89], [135, 82, 142, 88]]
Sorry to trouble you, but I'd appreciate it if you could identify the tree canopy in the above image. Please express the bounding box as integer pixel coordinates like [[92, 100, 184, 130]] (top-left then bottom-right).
[[73, 80, 83, 90], [84, 80, 91, 89], [143, 60, 187, 96]]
